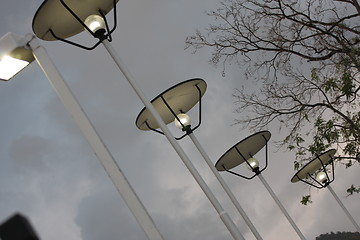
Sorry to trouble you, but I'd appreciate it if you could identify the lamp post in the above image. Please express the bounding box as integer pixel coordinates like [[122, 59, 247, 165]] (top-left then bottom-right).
[[215, 131, 307, 240], [31, 1, 245, 239], [0, 32, 164, 240], [136, 79, 263, 240], [291, 149, 360, 232]]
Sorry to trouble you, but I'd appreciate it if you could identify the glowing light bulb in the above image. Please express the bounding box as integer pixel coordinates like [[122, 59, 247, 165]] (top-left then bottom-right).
[[246, 158, 259, 171], [316, 171, 328, 183], [84, 15, 106, 35], [174, 113, 191, 129], [0, 56, 29, 80]]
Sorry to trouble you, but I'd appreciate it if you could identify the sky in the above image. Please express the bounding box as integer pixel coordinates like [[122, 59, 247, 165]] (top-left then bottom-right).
[[0, 0, 359, 240]]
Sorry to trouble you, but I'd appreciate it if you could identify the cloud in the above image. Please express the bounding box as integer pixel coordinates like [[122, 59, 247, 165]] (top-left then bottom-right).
[[9, 135, 55, 172], [75, 183, 149, 240]]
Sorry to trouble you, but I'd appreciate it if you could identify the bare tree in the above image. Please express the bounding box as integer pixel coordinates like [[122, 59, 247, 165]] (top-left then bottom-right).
[[186, 0, 360, 203]]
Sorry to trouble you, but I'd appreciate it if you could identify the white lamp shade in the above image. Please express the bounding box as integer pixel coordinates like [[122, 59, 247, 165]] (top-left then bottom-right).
[[174, 113, 191, 129]]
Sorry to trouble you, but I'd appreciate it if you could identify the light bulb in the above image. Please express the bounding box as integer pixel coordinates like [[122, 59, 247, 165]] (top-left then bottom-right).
[[316, 171, 328, 183], [0, 56, 29, 80], [246, 158, 259, 171], [174, 113, 191, 129], [84, 15, 106, 34]]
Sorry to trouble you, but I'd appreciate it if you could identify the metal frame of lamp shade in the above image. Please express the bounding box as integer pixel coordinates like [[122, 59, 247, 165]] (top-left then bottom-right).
[[215, 131, 270, 179], [32, 2, 245, 239], [0, 32, 164, 240], [136, 78, 205, 140], [33, 0, 118, 49], [216, 131, 307, 240], [291, 149, 360, 232], [136, 79, 263, 240], [291, 149, 336, 189]]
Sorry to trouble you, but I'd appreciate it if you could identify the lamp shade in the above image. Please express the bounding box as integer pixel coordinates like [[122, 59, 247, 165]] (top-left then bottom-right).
[[0, 33, 35, 81], [32, 0, 119, 41], [215, 131, 271, 171], [136, 79, 206, 131], [291, 149, 336, 183]]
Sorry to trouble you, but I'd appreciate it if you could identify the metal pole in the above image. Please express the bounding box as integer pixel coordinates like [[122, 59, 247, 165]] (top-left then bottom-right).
[[188, 132, 263, 240], [28, 36, 164, 240], [327, 185, 360, 231], [257, 174, 307, 240], [101, 39, 245, 240]]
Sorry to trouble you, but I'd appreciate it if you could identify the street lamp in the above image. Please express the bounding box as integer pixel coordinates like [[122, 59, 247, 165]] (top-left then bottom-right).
[[0, 32, 164, 240], [0, 33, 34, 81], [136, 79, 263, 240], [31, 1, 245, 239], [215, 131, 307, 240], [291, 149, 360, 232]]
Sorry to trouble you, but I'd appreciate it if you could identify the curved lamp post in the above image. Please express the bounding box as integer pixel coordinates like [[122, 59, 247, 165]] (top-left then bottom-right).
[[136, 79, 263, 240], [0, 32, 163, 240], [215, 131, 307, 240], [291, 149, 360, 232], [31, 1, 244, 239]]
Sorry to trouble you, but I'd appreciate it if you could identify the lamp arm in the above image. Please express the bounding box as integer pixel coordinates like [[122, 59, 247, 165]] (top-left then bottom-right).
[[234, 146, 248, 166], [316, 155, 335, 185], [144, 118, 188, 140], [152, 96, 187, 139], [330, 157, 335, 183], [296, 174, 323, 189], [158, 83, 204, 139], [48, 29, 100, 50], [190, 84, 202, 133], [50, 0, 118, 50], [161, 95, 186, 131], [59, 0, 96, 37], [261, 134, 269, 173], [308, 172, 328, 189], [222, 165, 257, 180], [144, 121, 165, 135], [98, 0, 118, 42], [98, 9, 112, 42]]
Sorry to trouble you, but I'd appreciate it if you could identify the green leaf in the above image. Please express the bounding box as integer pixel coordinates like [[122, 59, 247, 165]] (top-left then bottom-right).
[[346, 185, 360, 196], [341, 71, 354, 98], [300, 195, 312, 205], [294, 161, 300, 171]]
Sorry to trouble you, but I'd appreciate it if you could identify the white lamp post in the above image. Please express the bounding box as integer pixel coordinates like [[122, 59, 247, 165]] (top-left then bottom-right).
[[31, 1, 245, 239], [215, 131, 307, 240], [135, 79, 263, 240], [291, 149, 360, 232], [0, 32, 164, 240]]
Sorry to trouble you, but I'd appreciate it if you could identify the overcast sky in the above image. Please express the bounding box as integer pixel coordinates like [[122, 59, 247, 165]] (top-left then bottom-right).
[[0, 0, 359, 240]]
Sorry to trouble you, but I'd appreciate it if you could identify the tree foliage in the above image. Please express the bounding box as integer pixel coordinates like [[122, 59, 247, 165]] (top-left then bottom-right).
[[186, 0, 360, 201], [300, 195, 312, 205]]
